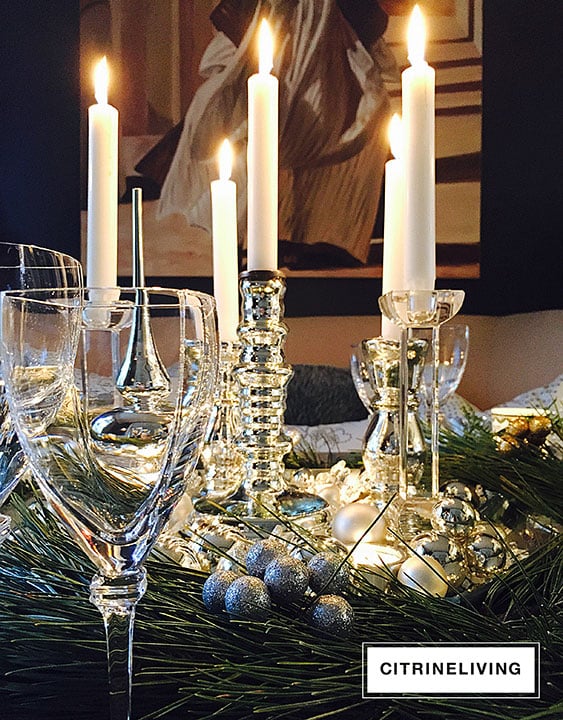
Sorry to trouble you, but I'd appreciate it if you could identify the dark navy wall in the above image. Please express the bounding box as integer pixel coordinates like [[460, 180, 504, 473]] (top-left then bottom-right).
[[0, 1, 80, 258]]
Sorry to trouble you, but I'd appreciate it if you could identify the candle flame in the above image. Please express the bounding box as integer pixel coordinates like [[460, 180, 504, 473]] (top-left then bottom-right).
[[407, 5, 426, 66], [218, 139, 232, 181], [94, 56, 109, 104], [388, 114, 402, 159], [258, 19, 273, 74]]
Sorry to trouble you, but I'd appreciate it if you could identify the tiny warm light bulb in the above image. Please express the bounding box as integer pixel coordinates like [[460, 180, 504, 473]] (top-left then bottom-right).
[[94, 56, 109, 104], [407, 5, 426, 66], [388, 113, 402, 159], [218, 139, 233, 181], [258, 19, 274, 74]]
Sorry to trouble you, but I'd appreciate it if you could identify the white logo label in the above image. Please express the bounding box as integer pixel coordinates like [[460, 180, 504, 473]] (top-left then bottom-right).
[[363, 643, 539, 698]]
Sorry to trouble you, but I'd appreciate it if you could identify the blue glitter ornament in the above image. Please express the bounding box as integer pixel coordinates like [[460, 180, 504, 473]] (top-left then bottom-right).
[[263, 555, 309, 604], [224, 575, 271, 620], [245, 538, 286, 578], [308, 594, 354, 637], [307, 552, 350, 595], [202, 570, 238, 613]]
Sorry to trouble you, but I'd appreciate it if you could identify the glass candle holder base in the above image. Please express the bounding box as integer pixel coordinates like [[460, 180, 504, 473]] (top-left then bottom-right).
[[233, 270, 293, 515]]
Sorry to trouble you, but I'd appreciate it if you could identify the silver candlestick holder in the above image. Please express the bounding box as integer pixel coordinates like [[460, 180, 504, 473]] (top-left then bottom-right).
[[231, 270, 294, 516]]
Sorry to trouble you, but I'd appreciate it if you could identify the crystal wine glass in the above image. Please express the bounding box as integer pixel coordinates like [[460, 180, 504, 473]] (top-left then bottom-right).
[[0, 286, 217, 720], [0, 243, 83, 542], [418, 323, 469, 423]]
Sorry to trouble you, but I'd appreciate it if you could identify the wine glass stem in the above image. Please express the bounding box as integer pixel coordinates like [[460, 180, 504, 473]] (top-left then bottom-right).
[[90, 569, 147, 720], [431, 326, 440, 497], [102, 606, 137, 720]]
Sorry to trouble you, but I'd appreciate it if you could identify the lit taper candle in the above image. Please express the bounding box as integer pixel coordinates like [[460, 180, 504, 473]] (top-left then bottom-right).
[[211, 139, 240, 342], [247, 19, 278, 271], [381, 114, 405, 340], [402, 5, 436, 290], [87, 57, 118, 290]]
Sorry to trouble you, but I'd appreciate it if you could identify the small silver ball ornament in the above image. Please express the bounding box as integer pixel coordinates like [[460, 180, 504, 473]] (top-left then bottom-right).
[[412, 532, 466, 587], [245, 538, 286, 578], [442, 481, 475, 506], [307, 552, 350, 595], [308, 594, 354, 637], [431, 497, 477, 537], [224, 575, 271, 620], [263, 555, 309, 604], [202, 570, 238, 613], [465, 532, 507, 578]]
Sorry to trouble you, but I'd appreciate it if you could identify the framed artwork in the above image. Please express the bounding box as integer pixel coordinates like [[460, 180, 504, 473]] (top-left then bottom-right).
[[78, 0, 482, 313], [2, 2, 559, 318]]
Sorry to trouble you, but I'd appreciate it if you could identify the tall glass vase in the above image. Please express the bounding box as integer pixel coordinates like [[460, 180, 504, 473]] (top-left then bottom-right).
[[362, 337, 427, 500]]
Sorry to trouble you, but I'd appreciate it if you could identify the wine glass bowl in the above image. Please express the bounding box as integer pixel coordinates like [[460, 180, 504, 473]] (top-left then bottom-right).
[[0, 243, 83, 540], [418, 323, 470, 415], [0, 286, 217, 719]]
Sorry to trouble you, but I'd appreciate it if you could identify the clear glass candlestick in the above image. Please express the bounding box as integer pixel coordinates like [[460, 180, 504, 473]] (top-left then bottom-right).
[[361, 337, 427, 500], [200, 340, 244, 500], [379, 289, 465, 499]]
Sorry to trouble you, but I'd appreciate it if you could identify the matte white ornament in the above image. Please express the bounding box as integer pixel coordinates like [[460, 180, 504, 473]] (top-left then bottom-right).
[[332, 503, 387, 545], [397, 555, 448, 597]]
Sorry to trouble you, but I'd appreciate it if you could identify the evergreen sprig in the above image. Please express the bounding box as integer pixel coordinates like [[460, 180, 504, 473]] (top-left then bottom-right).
[[0, 413, 561, 720]]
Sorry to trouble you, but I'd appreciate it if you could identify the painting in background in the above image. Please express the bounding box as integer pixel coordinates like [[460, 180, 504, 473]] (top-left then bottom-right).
[[80, 0, 481, 282]]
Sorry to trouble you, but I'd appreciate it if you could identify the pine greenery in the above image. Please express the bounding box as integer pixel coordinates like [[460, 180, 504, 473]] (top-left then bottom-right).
[[0, 413, 561, 720]]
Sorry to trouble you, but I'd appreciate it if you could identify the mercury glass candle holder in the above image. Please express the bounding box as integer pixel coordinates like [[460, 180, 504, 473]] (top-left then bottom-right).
[[232, 270, 294, 516], [361, 337, 427, 499], [379, 290, 465, 520]]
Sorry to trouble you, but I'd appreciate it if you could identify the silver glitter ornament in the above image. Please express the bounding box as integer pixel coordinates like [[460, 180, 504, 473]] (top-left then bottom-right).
[[224, 575, 271, 620], [466, 532, 507, 578], [442, 481, 475, 506], [308, 594, 354, 637], [431, 497, 477, 537], [307, 552, 350, 595], [263, 555, 309, 604], [245, 538, 286, 578], [202, 570, 238, 613], [412, 532, 466, 587]]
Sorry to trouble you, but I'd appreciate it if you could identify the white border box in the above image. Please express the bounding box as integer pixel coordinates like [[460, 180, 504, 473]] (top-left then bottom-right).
[[362, 643, 540, 698]]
